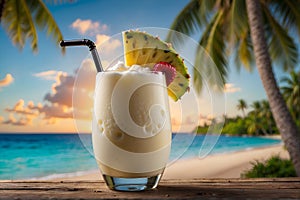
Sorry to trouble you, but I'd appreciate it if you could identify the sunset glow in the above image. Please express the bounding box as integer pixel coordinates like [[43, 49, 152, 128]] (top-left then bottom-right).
[[0, 0, 284, 133]]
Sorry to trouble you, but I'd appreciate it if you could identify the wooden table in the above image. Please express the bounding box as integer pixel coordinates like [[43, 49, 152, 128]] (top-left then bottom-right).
[[1, 178, 300, 199]]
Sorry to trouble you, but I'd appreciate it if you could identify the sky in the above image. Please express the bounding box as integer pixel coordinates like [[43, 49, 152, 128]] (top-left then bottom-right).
[[0, 0, 297, 133]]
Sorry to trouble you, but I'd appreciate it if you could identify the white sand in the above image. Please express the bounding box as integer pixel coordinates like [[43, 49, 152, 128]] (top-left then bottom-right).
[[163, 145, 288, 179], [53, 144, 288, 181]]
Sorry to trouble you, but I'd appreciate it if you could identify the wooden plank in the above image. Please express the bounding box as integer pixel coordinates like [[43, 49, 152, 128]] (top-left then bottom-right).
[[0, 178, 300, 200]]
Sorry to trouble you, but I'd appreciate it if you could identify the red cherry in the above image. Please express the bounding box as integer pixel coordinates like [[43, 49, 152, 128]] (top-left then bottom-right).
[[153, 62, 176, 86]]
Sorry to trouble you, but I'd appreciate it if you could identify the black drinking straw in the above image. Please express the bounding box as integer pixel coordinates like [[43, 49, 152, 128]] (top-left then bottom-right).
[[60, 39, 103, 72]]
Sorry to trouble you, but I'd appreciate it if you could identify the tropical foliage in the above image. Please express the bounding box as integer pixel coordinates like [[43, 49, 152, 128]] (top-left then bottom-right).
[[169, 0, 300, 176], [241, 155, 297, 178], [197, 68, 300, 136], [167, 0, 299, 91], [281, 70, 300, 121], [221, 117, 248, 135], [196, 99, 278, 136], [196, 70, 300, 136], [237, 99, 247, 118], [0, 0, 64, 53]]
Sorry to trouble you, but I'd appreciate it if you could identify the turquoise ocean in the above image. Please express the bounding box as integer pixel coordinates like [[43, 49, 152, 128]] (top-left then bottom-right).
[[0, 133, 281, 180]]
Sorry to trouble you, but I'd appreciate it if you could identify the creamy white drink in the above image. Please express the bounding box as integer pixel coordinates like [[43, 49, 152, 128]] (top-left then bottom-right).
[[61, 30, 190, 192], [92, 63, 172, 183]]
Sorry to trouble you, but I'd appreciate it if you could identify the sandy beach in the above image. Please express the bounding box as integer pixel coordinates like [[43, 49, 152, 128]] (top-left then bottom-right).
[[53, 143, 289, 181]]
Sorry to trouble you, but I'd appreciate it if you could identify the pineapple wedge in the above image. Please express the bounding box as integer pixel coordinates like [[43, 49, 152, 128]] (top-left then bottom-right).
[[122, 30, 190, 101]]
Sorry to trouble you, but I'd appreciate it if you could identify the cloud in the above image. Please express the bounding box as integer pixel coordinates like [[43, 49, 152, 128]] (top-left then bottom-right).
[[171, 113, 218, 132], [72, 59, 96, 112], [2, 114, 33, 126], [2, 59, 97, 127], [3, 99, 37, 126], [2, 114, 16, 125], [95, 34, 122, 69], [71, 18, 108, 35], [37, 104, 73, 119], [41, 61, 95, 121], [95, 34, 121, 55], [5, 99, 38, 116], [171, 114, 199, 132], [33, 70, 66, 81], [0, 73, 14, 88], [74, 59, 97, 91], [44, 73, 74, 107], [224, 83, 241, 93]]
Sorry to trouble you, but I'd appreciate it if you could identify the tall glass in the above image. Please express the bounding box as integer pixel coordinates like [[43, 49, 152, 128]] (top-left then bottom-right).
[[92, 70, 172, 191]]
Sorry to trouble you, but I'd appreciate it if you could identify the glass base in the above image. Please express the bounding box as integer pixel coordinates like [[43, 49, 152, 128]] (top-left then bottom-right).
[[102, 173, 162, 191]]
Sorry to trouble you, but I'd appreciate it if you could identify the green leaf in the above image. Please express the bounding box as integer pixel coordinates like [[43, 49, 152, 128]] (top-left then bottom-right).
[[20, 0, 38, 52], [234, 30, 254, 72], [262, 4, 298, 71], [2, 0, 26, 50], [1, 0, 64, 53], [228, 0, 248, 43], [268, 0, 300, 37], [194, 11, 226, 93], [28, 0, 64, 53], [166, 0, 218, 42], [167, 0, 200, 37]]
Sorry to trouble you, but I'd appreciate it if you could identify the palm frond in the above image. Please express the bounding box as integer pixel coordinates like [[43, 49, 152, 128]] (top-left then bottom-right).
[[280, 70, 300, 109], [226, 0, 253, 73], [262, 4, 298, 71], [27, 0, 64, 53], [2, 0, 26, 50], [167, 0, 200, 42], [166, 0, 217, 42], [268, 0, 300, 37], [228, 0, 248, 43], [200, 0, 217, 12], [1, 0, 64, 53], [20, 0, 38, 52], [232, 25, 254, 73], [281, 77, 293, 86], [194, 11, 227, 93], [281, 86, 293, 96], [237, 99, 247, 110]]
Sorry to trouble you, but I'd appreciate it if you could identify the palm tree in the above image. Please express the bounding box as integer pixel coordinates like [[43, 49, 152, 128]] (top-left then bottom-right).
[[251, 101, 261, 114], [260, 100, 275, 134], [237, 99, 247, 118], [281, 70, 300, 120], [249, 100, 268, 135], [246, 0, 300, 175], [246, 114, 261, 136], [0, 0, 64, 53], [168, 0, 300, 176]]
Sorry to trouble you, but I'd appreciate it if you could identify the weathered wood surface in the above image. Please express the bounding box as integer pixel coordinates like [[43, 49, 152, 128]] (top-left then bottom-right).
[[1, 178, 300, 200]]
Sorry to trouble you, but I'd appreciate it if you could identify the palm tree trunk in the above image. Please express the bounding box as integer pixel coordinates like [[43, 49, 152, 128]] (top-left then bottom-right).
[[246, 0, 300, 176]]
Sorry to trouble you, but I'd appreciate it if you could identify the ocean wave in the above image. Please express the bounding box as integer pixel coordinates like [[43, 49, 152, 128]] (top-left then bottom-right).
[[1, 134, 283, 180]]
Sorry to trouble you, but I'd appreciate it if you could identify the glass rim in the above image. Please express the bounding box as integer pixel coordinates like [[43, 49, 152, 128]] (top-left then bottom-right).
[[97, 70, 165, 75]]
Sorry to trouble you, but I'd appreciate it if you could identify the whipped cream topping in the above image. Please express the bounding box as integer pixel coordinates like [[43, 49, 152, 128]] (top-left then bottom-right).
[[107, 61, 151, 73]]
